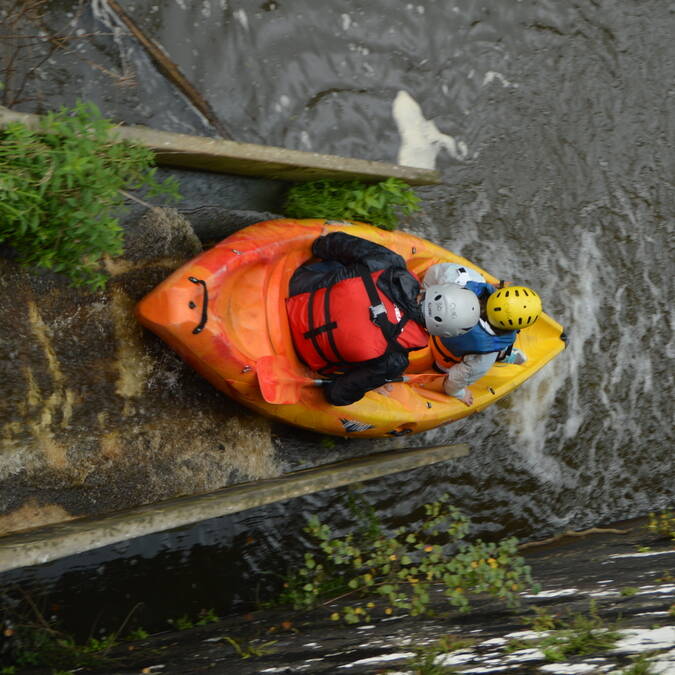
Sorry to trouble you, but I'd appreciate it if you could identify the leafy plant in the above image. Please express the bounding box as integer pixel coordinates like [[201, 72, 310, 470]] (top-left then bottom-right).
[[126, 627, 149, 641], [620, 653, 659, 675], [509, 601, 622, 663], [195, 608, 219, 626], [396, 635, 476, 675], [2, 623, 118, 670], [167, 614, 194, 631], [282, 177, 421, 230], [168, 608, 219, 630], [222, 636, 277, 659], [522, 605, 561, 631], [0, 100, 180, 289], [277, 493, 537, 623]]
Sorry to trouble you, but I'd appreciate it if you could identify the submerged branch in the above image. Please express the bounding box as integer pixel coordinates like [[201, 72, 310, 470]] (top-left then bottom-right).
[[518, 527, 630, 551], [105, 0, 231, 139]]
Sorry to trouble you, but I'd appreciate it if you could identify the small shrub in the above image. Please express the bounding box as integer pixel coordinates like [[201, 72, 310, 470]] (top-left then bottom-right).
[[195, 608, 219, 626], [222, 636, 276, 659], [2, 623, 117, 670], [511, 601, 622, 662], [167, 614, 193, 631], [277, 493, 537, 623], [168, 608, 218, 630], [522, 605, 561, 631], [398, 634, 476, 674], [621, 653, 659, 674], [0, 100, 180, 289], [126, 627, 149, 641], [648, 511, 675, 540], [282, 177, 421, 230]]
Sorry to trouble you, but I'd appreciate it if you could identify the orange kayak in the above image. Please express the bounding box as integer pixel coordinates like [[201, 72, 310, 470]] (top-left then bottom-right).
[[136, 219, 565, 437]]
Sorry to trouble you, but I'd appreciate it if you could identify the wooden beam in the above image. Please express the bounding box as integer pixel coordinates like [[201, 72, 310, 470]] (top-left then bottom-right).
[[0, 106, 440, 184], [0, 444, 468, 572]]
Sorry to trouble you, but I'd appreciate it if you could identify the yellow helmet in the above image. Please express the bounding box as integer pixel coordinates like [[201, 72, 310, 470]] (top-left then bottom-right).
[[486, 286, 542, 330]]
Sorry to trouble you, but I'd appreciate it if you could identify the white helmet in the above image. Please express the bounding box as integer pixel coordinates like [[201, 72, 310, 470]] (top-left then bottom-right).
[[422, 284, 480, 337]]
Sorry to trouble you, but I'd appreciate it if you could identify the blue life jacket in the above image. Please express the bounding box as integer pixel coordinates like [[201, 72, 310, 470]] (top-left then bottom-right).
[[430, 318, 517, 368], [465, 280, 496, 300]]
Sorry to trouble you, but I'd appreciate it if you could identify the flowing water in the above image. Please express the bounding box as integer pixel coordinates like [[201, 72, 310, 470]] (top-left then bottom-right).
[[1, 0, 673, 636]]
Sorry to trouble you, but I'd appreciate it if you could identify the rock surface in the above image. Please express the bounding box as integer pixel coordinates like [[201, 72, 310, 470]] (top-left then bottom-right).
[[0, 208, 281, 535]]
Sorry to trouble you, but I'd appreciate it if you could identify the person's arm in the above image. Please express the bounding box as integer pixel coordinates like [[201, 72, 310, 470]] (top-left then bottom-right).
[[441, 352, 497, 405], [423, 263, 486, 287], [323, 351, 409, 406], [312, 232, 406, 273]]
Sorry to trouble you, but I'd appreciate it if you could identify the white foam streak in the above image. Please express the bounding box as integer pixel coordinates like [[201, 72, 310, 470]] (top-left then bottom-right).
[[504, 366, 566, 483], [393, 91, 468, 169]]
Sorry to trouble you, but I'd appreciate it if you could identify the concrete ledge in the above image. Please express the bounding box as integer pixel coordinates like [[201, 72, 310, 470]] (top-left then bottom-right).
[[0, 107, 440, 185], [0, 444, 468, 573]]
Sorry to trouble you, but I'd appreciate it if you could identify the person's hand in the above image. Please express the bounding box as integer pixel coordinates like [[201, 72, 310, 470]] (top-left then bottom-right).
[[457, 388, 473, 406], [442, 378, 473, 406], [375, 382, 394, 396]]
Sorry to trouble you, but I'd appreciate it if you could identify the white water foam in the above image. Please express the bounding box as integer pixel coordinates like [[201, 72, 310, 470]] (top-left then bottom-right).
[[500, 228, 607, 485], [393, 91, 468, 169]]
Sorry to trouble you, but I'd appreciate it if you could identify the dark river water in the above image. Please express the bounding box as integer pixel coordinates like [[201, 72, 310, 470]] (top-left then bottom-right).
[[1, 0, 673, 638]]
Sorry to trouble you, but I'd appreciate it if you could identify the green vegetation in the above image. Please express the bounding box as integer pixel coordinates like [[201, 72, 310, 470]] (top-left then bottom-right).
[[0, 100, 180, 290], [125, 627, 149, 640], [277, 493, 537, 623], [648, 511, 675, 540], [0, 595, 150, 670], [620, 586, 639, 597], [620, 653, 659, 675], [1, 623, 119, 670], [522, 604, 561, 631], [168, 607, 220, 630], [283, 177, 421, 230], [508, 601, 622, 662], [394, 635, 476, 674], [222, 636, 277, 659], [0, 598, 279, 669]]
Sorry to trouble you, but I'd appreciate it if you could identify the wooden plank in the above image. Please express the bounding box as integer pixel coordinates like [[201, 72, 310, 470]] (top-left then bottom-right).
[[0, 444, 469, 573], [0, 106, 440, 184]]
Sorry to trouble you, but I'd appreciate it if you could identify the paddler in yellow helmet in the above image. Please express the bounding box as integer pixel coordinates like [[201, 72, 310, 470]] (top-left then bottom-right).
[[426, 263, 542, 406]]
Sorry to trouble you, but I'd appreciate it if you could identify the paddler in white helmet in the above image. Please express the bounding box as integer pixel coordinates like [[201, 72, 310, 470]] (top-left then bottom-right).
[[425, 262, 542, 406]]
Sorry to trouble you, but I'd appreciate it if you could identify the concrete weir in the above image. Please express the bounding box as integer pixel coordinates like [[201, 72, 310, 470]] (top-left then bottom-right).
[[0, 444, 468, 574], [0, 106, 440, 184]]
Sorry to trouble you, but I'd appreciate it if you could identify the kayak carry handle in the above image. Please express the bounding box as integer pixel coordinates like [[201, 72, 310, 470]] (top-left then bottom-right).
[[188, 276, 209, 334]]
